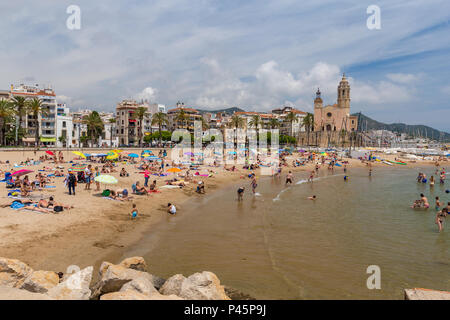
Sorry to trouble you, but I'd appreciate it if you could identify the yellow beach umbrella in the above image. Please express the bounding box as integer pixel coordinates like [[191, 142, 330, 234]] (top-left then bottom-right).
[[72, 151, 86, 159], [106, 152, 119, 160], [112, 149, 123, 154], [167, 168, 181, 173]]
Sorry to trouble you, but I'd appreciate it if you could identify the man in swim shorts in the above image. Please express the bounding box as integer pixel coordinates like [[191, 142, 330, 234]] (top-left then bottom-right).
[[285, 171, 293, 185]]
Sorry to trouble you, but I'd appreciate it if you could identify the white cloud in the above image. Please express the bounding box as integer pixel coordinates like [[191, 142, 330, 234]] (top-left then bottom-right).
[[386, 73, 419, 84], [135, 87, 157, 102]]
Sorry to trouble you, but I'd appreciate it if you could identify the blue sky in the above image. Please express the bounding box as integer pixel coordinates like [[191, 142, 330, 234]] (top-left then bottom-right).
[[1, 0, 449, 132]]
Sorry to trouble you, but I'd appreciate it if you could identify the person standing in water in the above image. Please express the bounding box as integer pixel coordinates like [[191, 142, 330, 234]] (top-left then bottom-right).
[[435, 208, 447, 232], [285, 171, 294, 185], [421, 194, 430, 209], [237, 186, 245, 201], [435, 196, 442, 211], [250, 176, 258, 194]]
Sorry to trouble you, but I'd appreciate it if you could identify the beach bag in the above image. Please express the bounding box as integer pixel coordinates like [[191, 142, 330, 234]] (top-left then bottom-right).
[[102, 189, 111, 197], [54, 206, 63, 213]]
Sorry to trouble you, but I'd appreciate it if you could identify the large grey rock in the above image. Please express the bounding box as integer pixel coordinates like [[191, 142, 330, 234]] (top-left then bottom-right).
[[20, 270, 60, 294], [47, 266, 93, 300], [404, 288, 450, 300], [91, 264, 154, 299], [0, 257, 33, 288], [120, 276, 159, 296], [0, 286, 53, 300], [160, 271, 230, 300], [119, 257, 148, 272]]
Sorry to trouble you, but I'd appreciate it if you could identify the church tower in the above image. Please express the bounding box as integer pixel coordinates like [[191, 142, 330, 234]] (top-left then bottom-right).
[[314, 88, 323, 109], [337, 73, 350, 110]]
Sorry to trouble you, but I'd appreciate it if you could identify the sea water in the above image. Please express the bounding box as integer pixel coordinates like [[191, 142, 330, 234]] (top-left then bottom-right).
[[124, 167, 450, 299]]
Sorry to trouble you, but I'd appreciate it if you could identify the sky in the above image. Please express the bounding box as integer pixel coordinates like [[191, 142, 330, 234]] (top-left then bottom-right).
[[1, 0, 449, 132]]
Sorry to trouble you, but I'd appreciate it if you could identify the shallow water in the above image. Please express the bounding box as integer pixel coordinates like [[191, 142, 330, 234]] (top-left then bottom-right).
[[124, 167, 450, 299]]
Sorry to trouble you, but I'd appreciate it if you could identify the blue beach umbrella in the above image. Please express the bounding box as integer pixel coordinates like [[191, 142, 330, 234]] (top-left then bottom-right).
[[128, 153, 139, 158]]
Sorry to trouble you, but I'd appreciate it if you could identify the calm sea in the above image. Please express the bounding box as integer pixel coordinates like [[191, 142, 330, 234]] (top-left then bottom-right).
[[123, 166, 450, 299]]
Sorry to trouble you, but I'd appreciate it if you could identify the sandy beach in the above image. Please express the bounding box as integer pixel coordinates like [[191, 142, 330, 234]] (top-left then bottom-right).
[[0, 148, 443, 276]]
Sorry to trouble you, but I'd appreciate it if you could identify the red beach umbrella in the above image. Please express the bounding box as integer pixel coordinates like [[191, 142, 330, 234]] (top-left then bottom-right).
[[12, 169, 33, 177], [46, 150, 55, 156]]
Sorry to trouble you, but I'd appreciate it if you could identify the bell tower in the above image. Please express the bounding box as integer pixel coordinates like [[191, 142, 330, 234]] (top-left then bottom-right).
[[314, 88, 323, 109], [337, 73, 350, 110]]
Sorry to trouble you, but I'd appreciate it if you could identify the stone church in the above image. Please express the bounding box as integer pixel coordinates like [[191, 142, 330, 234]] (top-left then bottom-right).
[[313, 74, 358, 134]]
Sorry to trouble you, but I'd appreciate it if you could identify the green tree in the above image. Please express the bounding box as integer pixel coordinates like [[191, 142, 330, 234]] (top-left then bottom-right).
[[26, 98, 48, 147], [229, 114, 245, 129], [133, 106, 148, 147], [58, 135, 67, 147], [175, 109, 189, 129], [83, 111, 104, 146], [0, 99, 13, 146], [151, 112, 169, 146], [11, 96, 28, 145], [108, 117, 116, 147], [285, 111, 298, 138], [302, 112, 314, 146], [268, 118, 280, 129]]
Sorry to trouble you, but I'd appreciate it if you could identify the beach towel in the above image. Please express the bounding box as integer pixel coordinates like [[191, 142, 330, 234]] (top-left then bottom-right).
[[160, 185, 181, 189], [10, 201, 25, 210]]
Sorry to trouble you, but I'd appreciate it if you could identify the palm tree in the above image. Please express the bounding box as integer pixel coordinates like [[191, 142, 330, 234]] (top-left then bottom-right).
[[175, 109, 189, 129], [151, 112, 169, 146], [229, 114, 245, 129], [108, 118, 116, 147], [200, 117, 209, 130], [268, 118, 280, 129], [248, 114, 261, 131], [133, 106, 147, 147], [285, 111, 298, 138], [302, 112, 314, 146], [83, 111, 104, 146], [11, 96, 28, 145], [26, 98, 48, 147], [0, 99, 13, 146]]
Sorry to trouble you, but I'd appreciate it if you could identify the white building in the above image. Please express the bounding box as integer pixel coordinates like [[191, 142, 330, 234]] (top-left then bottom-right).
[[55, 104, 74, 148]]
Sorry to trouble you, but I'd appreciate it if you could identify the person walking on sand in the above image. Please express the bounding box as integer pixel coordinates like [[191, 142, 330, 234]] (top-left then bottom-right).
[[94, 166, 100, 191], [84, 164, 92, 190], [67, 169, 77, 196]]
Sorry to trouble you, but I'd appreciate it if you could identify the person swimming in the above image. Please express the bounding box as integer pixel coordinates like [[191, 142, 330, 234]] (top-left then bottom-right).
[[308, 195, 316, 200]]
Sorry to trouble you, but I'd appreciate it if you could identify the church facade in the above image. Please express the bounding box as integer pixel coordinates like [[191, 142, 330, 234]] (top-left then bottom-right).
[[313, 74, 358, 134]]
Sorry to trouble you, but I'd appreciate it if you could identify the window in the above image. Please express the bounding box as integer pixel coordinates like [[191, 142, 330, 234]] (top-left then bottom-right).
[[62, 121, 66, 128], [352, 120, 354, 124], [327, 112, 332, 117]]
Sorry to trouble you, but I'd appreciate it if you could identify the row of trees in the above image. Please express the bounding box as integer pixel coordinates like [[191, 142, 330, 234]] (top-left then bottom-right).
[[0, 97, 49, 146]]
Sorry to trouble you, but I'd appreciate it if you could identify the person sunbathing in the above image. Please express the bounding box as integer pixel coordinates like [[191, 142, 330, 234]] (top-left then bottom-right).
[[134, 182, 149, 195], [47, 196, 74, 209]]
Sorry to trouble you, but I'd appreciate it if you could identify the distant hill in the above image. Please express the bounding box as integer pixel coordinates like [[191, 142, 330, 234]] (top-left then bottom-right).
[[197, 107, 244, 115], [353, 113, 450, 142]]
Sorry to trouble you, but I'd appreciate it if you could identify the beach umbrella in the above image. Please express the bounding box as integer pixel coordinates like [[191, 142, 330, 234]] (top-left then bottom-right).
[[94, 175, 118, 184], [72, 151, 86, 159], [298, 149, 306, 152], [12, 169, 33, 177], [167, 168, 181, 173], [46, 150, 55, 156], [128, 153, 139, 158], [184, 152, 194, 156], [228, 151, 237, 155], [112, 149, 123, 154], [71, 164, 86, 172], [106, 151, 119, 160], [142, 150, 152, 154]]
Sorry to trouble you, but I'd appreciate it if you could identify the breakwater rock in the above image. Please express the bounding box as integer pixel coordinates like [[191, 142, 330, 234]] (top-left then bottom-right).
[[0, 256, 234, 300]]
